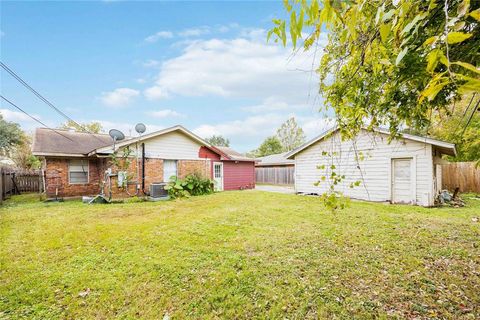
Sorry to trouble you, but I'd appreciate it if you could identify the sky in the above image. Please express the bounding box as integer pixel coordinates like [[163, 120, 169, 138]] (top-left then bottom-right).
[[0, 1, 332, 152]]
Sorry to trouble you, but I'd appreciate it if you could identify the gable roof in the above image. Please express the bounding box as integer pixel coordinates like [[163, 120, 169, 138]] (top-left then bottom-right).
[[256, 152, 294, 166], [214, 146, 255, 162], [32, 128, 112, 157], [32, 125, 253, 162], [286, 127, 456, 159], [92, 125, 210, 155]]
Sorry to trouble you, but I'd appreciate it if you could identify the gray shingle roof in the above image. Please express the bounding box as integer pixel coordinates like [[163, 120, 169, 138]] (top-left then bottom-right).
[[256, 152, 294, 166], [215, 146, 254, 161], [32, 128, 113, 156]]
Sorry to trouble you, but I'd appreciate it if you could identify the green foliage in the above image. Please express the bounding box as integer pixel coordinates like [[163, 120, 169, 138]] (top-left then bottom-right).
[[110, 147, 134, 188], [163, 173, 214, 199], [276, 117, 306, 152], [205, 135, 230, 147], [270, 0, 480, 138], [318, 191, 350, 211], [60, 120, 103, 133], [270, 0, 479, 210], [110, 147, 133, 171], [250, 117, 306, 157], [429, 95, 480, 163], [12, 142, 41, 170], [254, 136, 283, 157], [0, 114, 24, 156], [0, 114, 39, 169], [314, 150, 362, 212]]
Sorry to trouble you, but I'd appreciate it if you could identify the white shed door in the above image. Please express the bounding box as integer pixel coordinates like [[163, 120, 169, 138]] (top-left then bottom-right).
[[392, 158, 413, 204]]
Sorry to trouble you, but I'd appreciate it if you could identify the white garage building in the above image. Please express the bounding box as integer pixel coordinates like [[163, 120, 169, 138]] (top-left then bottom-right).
[[286, 128, 456, 207]]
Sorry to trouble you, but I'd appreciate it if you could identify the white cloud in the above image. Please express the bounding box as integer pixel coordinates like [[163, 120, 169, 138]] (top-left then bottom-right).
[[193, 113, 290, 149], [299, 116, 335, 139], [144, 29, 327, 105], [144, 86, 168, 100], [0, 108, 52, 132], [100, 88, 140, 107], [142, 59, 161, 68], [242, 96, 308, 113], [144, 31, 174, 43], [178, 26, 211, 37], [192, 112, 333, 152], [147, 109, 184, 118], [0, 108, 40, 123]]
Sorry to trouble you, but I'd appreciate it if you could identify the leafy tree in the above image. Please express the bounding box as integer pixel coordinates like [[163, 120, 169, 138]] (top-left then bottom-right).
[[270, 0, 480, 139], [205, 135, 230, 147], [60, 120, 102, 133], [429, 95, 480, 163], [0, 114, 40, 169], [255, 136, 283, 157], [276, 117, 306, 151], [270, 0, 479, 210], [10, 135, 41, 170], [0, 114, 24, 156]]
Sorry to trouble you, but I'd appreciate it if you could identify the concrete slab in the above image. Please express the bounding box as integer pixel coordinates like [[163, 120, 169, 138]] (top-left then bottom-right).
[[255, 185, 295, 194]]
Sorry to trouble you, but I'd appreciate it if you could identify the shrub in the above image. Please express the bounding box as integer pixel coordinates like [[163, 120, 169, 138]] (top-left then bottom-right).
[[164, 173, 214, 199]]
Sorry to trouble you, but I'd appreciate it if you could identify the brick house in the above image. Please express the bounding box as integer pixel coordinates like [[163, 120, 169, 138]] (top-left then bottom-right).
[[32, 125, 255, 199]]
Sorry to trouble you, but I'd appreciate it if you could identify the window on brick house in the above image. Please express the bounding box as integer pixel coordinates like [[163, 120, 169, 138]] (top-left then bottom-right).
[[69, 160, 89, 184], [163, 160, 177, 181]]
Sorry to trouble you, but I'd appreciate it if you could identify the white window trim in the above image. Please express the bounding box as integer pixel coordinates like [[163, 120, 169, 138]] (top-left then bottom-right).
[[68, 160, 89, 185], [163, 159, 178, 182]]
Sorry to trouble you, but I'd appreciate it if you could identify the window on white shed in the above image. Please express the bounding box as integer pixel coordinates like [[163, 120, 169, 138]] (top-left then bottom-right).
[[69, 160, 89, 184]]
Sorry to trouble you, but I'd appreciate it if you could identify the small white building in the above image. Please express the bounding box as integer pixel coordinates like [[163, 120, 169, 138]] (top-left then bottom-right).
[[286, 128, 456, 207]]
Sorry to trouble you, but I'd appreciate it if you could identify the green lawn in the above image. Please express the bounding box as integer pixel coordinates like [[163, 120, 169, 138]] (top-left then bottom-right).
[[1, 191, 479, 319]]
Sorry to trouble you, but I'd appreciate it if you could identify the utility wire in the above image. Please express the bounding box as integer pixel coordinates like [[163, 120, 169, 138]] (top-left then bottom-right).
[[0, 61, 105, 143], [461, 97, 479, 137], [453, 93, 476, 134], [0, 95, 74, 142]]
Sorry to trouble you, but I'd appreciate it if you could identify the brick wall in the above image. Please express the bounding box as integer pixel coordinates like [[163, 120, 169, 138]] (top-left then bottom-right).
[[45, 157, 211, 198], [178, 160, 211, 179], [103, 157, 139, 198], [144, 158, 164, 185], [45, 158, 101, 198], [95, 157, 164, 198]]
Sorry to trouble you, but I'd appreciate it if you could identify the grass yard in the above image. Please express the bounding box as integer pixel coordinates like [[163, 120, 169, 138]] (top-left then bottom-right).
[[1, 191, 479, 319]]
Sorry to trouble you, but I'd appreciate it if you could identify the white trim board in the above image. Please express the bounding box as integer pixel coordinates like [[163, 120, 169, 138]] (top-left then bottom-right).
[[286, 127, 456, 159]]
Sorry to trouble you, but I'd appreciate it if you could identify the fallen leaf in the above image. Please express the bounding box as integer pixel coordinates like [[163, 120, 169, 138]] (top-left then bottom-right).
[[78, 288, 90, 298]]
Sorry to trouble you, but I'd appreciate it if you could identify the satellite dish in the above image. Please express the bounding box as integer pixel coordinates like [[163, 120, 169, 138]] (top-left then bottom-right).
[[109, 129, 125, 141], [135, 123, 146, 134]]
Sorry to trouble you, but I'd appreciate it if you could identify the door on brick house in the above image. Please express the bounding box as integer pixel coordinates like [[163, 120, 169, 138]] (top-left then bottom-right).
[[213, 162, 223, 191], [163, 160, 177, 182]]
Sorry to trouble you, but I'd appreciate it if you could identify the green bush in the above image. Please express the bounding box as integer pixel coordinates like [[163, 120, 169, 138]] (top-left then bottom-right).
[[164, 173, 214, 199]]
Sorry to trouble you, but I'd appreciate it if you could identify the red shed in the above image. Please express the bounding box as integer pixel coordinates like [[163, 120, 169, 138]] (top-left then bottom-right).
[[199, 146, 256, 191]]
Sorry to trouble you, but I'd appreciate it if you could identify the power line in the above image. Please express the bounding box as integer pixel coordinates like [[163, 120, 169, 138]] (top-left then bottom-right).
[[0, 61, 105, 143], [453, 93, 476, 134], [461, 97, 479, 137], [0, 95, 74, 142]]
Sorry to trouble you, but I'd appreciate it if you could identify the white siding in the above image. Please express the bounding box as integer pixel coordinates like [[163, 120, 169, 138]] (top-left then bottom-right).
[[139, 131, 203, 160], [294, 130, 434, 206]]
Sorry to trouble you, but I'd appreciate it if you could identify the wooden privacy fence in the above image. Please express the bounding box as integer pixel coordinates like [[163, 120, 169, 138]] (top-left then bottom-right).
[[441, 162, 480, 193], [0, 167, 43, 204], [256, 166, 295, 185]]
